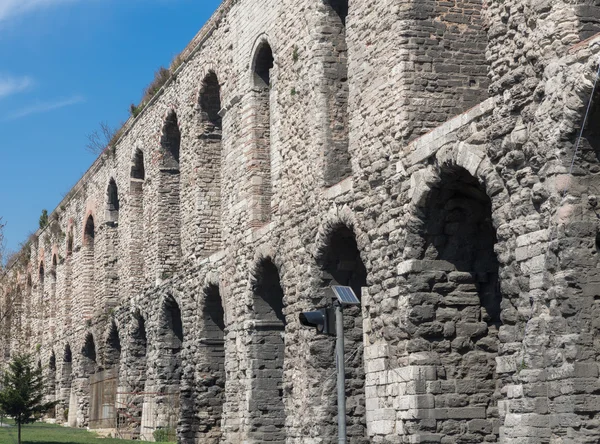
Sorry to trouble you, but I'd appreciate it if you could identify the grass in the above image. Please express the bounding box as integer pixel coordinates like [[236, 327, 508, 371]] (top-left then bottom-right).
[[0, 419, 169, 444]]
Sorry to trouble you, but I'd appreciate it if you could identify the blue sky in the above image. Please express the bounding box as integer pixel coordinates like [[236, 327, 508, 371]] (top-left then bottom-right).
[[0, 0, 222, 255]]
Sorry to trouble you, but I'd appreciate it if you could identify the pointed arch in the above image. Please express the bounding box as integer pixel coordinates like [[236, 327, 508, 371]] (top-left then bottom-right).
[[400, 164, 502, 442], [249, 39, 275, 226], [106, 321, 121, 369], [129, 149, 146, 291], [66, 227, 74, 257], [195, 71, 223, 254], [129, 311, 148, 439], [163, 296, 184, 345], [199, 71, 222, 133], [161, 110, 181, 169], [131, 311, 147, 359], [39, 260, 45, 284], [82, 332, 97, 365], [64, 343, 72, 364], [249, 257, 286, 441], [253, 41, 274, 88], [49, 350, 56, 370], [60, 342, 73, 422], [322, 0, 351, 186], [196, 284, 226, 440], [156, 111, 182, 280], [47, 350, 57, 418], [38, 259, 47, 350], [82, 215, 95, 319], [131, 149, 145, 181], [151, 296, 184, 442], [317, 223, 367, 441], [106, 178, 120, 224], [84, 215, 95, 247]]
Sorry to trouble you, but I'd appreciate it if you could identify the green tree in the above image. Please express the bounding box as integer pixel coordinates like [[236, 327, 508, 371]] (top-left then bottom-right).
[[38, 210, 48, 230], [0, 354, 57, 444]]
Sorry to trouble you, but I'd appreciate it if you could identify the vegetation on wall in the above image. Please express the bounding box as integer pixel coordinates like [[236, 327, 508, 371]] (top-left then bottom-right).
[[38, 210, 48, 230], [129, 54, 184, 119]]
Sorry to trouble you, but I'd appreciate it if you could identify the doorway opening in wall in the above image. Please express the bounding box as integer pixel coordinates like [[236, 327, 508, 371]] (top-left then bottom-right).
[[318, 224, 367, 443], [413, 165, 501, 442], [250, 259, 286, 442]]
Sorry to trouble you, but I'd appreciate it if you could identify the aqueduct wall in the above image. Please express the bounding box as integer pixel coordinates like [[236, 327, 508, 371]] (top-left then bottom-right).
[[4, 0, 600, 442]]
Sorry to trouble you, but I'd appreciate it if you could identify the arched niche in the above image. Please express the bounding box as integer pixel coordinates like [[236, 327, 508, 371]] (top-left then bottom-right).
[[249, 258, 287, 442], [106, 178, 120, 224]]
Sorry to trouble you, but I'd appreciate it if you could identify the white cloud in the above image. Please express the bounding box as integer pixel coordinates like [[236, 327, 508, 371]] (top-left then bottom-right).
[[0, 0, 78, 22], [0, 74, 33, 99], [6, 95, 84, 120]]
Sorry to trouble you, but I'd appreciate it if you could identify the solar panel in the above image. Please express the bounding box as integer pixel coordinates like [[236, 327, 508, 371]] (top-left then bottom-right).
[[331, 285, 360, 306]]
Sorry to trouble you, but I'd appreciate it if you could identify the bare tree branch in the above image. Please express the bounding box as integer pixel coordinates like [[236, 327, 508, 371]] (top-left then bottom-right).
[[0, 217, 5, 269], [85, 121, 116, 155]]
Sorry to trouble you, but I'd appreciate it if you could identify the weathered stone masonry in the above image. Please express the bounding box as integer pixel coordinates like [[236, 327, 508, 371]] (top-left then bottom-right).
[[4, 0, 600, 443]]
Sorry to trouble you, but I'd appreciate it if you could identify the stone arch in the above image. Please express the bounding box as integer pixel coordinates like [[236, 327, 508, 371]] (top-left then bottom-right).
[[105, 320, 121, 370], [314, 204, 370, 261], [249, 36, 275, 226], [60, 343, 73, 424], [62, 343, 73, 386], [321, 0, 351, 186], [129, 148, 146, 292], [248, 257, 287, 442], [156, 110, 182, 280], [24, 274, 32, 345], [195, 70, 223, 254], [106, 178, 120, 224], [199, 70, 222, 133], [66, 226, 74, 257], [131, 148, 145, 181], [47, 350, 57, 418], [161, 110, 181, 169], [407, 144, 509, 228], [84, 214, 95, 246], [401, 161, 503, 443], [122, 310, 148, 439], [195, 283, 226, 442], [130, 309, 148, 359], [151, 294, 184, 441], [82, 215, 96, 319], [38, 259, 46, 347], [49, 253, 58, 341], [315, 221, 368, 442], [39, 260, 45, 284], [161, 293, 184, 345], [81, 332, 97, 374], [249, 34, 276, 83]]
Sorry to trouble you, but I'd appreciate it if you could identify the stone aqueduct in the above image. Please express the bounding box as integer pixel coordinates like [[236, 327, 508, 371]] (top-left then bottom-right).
[[3, 0, 600, 443]]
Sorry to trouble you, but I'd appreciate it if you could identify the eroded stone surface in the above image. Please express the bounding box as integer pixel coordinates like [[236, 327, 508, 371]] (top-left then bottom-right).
[[3, 1, 600, 443]]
